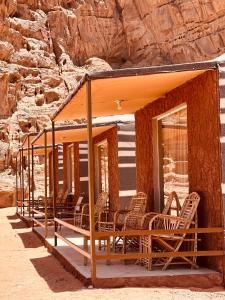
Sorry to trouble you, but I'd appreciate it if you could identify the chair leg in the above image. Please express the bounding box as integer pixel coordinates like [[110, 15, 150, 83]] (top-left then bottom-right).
[[106, 237, 111, 265], [148, 236, 152, 270]]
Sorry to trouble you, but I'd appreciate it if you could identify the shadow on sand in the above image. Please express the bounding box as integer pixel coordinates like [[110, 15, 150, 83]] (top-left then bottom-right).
[[30, 256, 84, 292], [10, 219, 27, 229], [7, 213, 19, 220], [18, 231, 43, 248]]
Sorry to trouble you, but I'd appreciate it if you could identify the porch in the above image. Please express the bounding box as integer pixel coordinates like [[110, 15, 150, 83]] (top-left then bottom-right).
[[33, 225, 223, 288]]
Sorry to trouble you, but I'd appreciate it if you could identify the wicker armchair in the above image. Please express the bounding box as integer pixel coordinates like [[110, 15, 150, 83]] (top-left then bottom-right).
[[123, 191, 181, 254], [113, 192, 148, 231], [74, 192, 108, 229], [145, 192, 200, 270], [110, 192, 147, 252], [139, 191, 181, 230]]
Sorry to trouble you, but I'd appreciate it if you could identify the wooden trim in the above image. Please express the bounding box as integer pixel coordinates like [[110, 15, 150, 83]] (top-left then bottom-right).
[[63, 143, 68, 191], [94, 227, 224, 238], [54, 217, 90, 236], [49, 151, 53, 194], [33, 219, 45, 228], [32, 209, 45, 216], [55, 232, 91, 259], [95, 250, 224, 261], [74, 142, 80, 200]]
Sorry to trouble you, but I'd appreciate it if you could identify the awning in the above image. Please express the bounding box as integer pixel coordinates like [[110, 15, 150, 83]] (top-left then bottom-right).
[[52, 61, 217, 122], [32, 124, 115, 147], [19, 146, 53, 157]]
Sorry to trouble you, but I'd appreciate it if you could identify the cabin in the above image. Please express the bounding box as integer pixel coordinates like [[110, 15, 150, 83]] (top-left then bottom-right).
[[17, 60, 225, 288], [17, 119, 136, 226]]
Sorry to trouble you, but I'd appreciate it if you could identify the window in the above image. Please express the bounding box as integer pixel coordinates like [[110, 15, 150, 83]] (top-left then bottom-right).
[[96, 140, 109, 193], [154, 106, 189, 211]]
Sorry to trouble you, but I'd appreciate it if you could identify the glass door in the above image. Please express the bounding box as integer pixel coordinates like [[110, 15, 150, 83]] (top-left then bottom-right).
[[156, 106, 189, 211]]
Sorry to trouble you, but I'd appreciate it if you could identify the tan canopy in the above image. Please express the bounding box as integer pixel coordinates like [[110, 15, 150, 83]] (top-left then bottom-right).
[[32, 124, 114, 147], [52, 61, 216, 122]]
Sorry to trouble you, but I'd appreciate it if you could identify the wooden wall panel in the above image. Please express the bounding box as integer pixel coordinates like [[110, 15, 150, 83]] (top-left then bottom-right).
[[73, 142, 80, 201], [135, 70, 224, 272]]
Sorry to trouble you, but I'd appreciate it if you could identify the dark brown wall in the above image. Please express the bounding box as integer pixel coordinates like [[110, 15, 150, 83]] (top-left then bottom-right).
[[135, 70, 224, 272], [49, 148, 59, 193], [93, 126, 119, 211]]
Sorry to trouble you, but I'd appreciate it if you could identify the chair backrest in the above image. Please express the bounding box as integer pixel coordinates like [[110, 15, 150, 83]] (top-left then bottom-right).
[[56, 189, 68, 204], [61, 189, 69, 204], [163, 191, 181, 216], [177, 192, 200, 229], [75, 194, 86, 212], [95, 192, 108, 214], [129, 192, 147, 214]]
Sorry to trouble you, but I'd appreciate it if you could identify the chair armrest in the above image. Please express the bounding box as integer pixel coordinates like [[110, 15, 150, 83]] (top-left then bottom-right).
[[113, 209, 131, 223], [140, 212, 158, 229], [81, 203, 89, 215], [149, 214, 195, 230]]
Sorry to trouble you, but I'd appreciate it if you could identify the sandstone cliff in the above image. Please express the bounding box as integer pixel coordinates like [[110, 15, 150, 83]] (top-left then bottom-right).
[[1, 0, 225, 206]]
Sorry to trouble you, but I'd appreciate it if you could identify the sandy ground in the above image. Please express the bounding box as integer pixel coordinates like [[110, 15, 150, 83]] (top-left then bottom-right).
[[0, 207, 225, 300]]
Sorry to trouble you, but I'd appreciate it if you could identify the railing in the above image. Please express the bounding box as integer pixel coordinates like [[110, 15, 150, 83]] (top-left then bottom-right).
[[53, 218, 224, 269]]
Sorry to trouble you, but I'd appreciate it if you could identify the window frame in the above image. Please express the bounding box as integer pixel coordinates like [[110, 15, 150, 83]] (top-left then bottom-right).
[[153, 103, 188, 212]]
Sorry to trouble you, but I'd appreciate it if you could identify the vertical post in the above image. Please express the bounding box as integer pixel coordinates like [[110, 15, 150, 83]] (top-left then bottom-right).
[[86, 79, 97, 284], [28, 135, 31, 218], [19, 150, 22, 215], [21, 148, 25, 216], [44, 130, 48, 238], [52, 122, 57, 246], [31, 145, 34, 228], [15, 155, 18, 213]]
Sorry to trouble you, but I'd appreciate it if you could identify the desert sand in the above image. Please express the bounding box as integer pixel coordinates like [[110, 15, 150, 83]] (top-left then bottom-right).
[[0, 207, 225, 300]]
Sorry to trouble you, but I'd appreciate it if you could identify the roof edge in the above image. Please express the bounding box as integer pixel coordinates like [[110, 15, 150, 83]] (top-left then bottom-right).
[[52, 60, 218, 122]]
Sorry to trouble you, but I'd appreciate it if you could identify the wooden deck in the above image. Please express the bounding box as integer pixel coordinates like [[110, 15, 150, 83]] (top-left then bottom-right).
[[33, 225, 223, 288]]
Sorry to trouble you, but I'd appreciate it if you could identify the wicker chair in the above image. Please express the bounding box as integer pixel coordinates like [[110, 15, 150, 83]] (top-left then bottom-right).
[[124, 191, 181, 255], [110, 192, 147, 252], [139, 191, 181, 230], [74, 192, 108, 229], [146, 192, 200, 270], [113, 192, 148, 230]]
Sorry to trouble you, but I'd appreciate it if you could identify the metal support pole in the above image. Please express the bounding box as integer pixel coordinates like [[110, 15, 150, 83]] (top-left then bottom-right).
[[31, 145, 34, 228], [28, 136, 31, 218], [21, 148, 25, 216], [52, 121, 57, 246], [19, 150, 22, 215], [44, 130, 48, 238], [15, 156, 18, 213], [86, 79, 97, 283]]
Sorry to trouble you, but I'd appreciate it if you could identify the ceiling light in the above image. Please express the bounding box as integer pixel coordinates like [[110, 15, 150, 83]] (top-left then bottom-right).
[[115, 100, 124, 111]]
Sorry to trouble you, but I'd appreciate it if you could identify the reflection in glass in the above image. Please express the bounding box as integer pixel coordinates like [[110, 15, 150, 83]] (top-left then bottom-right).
[[160, 108, 189, 207]]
